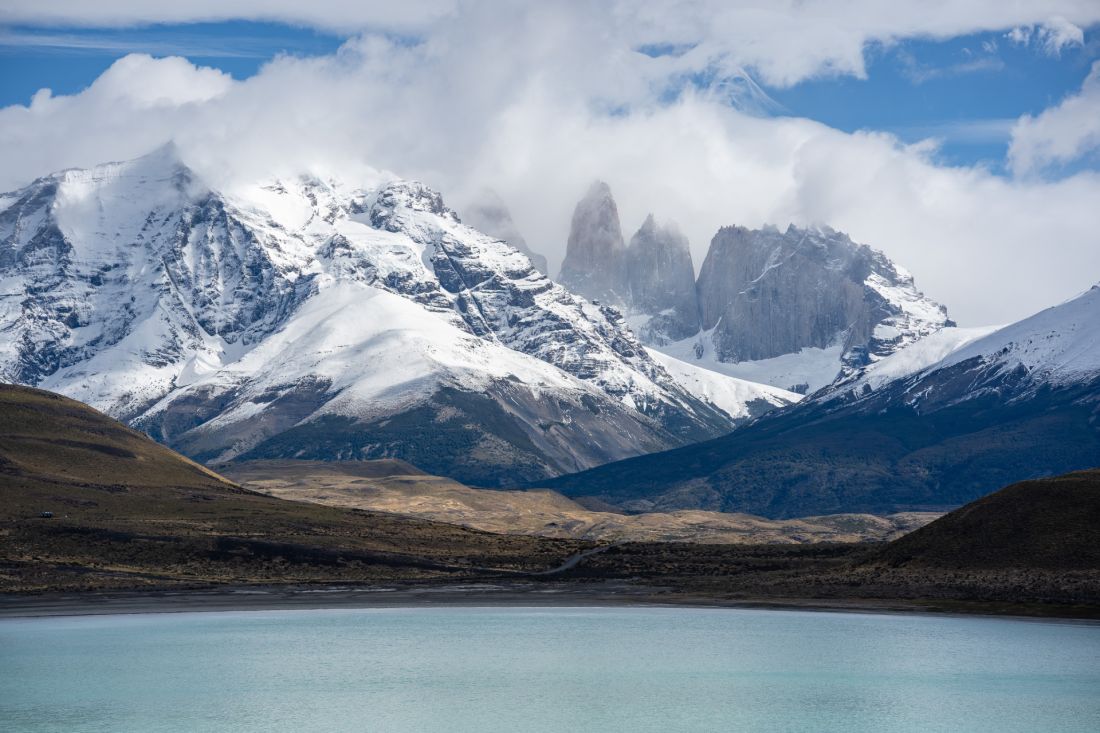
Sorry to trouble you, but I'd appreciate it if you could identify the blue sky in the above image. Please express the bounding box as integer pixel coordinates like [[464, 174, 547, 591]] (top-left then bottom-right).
[[773, 29, 1099, 170], [1, 20, 1096, 173], [0, 22, 345, 101]]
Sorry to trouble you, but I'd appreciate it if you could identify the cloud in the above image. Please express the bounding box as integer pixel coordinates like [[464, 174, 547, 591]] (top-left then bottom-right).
[[4, 1, 1100, 87], [898, 50, 1005, 84], [0, 54, 232, 185], [0, 0, 457, 34], [1038, 16, 1086, 55], [0, 3, 1099, 327], [1009, 61, 1100, 176], [1006, 17, 1086, 56], [0, 29, 297, 58]]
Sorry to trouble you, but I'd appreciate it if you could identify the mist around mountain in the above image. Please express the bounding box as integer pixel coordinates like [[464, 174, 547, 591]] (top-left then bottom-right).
[[461, 189, 549, 275], [558, 182, 952, 394]]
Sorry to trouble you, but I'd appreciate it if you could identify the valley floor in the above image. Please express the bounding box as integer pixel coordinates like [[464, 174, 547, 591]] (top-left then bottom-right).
[[5, 540, 1099, 620]]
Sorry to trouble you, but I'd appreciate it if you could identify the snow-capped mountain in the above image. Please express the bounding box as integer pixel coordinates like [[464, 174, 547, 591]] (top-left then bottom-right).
[[461, 189, 548, 275], [544, 285, 1100, 516], [825, 283, 1100, 410], [0, 146, 777, 484], [646, 348, 797, 421]]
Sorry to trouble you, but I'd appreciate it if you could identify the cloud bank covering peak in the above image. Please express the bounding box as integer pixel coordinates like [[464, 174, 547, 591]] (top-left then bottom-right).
[[1, 1, 1099, 325]]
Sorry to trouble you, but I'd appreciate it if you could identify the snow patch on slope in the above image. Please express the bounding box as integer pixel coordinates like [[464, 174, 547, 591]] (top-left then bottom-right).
[[850, 325, 1002, 392], [646, 348, 801, 419], [655, 328, 845, 394], [937, 285, 1100, 384]]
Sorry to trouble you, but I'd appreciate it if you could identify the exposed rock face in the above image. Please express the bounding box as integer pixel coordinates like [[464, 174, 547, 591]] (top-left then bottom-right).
[[556, 184, 948, 393], [559, 182, 700, 345], [461, 189, 548, 275], [626, 215, 700, 344], [558, 181, 629, 306], [694, 224, 951, 381]]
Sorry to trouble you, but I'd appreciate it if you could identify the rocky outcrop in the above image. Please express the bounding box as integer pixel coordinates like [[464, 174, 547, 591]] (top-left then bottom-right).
[[461, 189, 548, 275], [693, 224, 951, 383], [626, 215, 699, 344], [555, 183, 949, 392], [558, 181, 629, 306], [558, 182, 701, 345]]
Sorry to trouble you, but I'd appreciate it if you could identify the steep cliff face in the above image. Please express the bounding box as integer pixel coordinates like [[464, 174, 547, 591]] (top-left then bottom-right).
[[461, 189, 548, 275], [558, 181, 629, 306], [0, 148, 757, 485], [682, 224, 951, 392], [626, 215, 700, 345]]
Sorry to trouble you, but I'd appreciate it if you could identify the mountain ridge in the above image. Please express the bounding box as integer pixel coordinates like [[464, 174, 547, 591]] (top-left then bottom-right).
[[0, 148, 792, 485]]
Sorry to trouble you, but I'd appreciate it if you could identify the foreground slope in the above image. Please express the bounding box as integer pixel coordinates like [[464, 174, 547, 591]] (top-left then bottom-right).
[[0, 147, 746, 485], [0, 385, 586, 592], [543, 286, 1100, 517], [564, 468, 1100, 611], [875, 469, 1100, 570]]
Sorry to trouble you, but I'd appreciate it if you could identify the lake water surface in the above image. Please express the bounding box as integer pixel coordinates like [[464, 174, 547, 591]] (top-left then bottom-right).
[[1, 606, 1098, 732]]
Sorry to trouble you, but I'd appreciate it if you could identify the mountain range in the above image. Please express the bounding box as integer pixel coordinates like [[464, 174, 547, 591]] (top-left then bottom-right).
[[2, 146, 1097, 519], [557, 181, 952, 393], [0, 147, 793, 486]]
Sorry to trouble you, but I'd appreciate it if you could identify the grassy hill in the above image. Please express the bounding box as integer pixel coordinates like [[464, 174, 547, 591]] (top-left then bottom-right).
[[0, 385, 588, 592], [873, 469, 1100, 570], [222, 459, 937, 544]]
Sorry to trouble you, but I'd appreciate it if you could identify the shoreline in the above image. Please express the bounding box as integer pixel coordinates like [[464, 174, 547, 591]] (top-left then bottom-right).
[[3, 581, 1098, 623]]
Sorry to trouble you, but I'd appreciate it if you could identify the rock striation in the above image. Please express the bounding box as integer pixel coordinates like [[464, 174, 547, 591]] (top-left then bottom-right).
[[559, 182, 701, 345], [558, 182, 951, 393]]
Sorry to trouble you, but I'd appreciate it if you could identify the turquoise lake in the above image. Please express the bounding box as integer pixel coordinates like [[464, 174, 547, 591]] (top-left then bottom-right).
[[1, 606, 1098, 732]]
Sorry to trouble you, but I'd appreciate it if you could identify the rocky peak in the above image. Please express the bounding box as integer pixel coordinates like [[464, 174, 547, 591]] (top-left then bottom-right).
[[694, 223, 951, 382], [558, 180, 629, 306], [462, 189, 548, 275], [369, 180, 456, 233], [626, 214, 699, 344]]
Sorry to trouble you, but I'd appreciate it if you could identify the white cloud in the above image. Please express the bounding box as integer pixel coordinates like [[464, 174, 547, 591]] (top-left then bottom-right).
[[1009, 61, 1100, 176], [1038, 16, 1086, 55], [0, 55, 232, 185], [0, 3, 1099, 327], [4, 1, 1100, 87], [1006, 27, 1031, 46], [898, 51, 1004, 84], [1006, 17, 1086, 56]]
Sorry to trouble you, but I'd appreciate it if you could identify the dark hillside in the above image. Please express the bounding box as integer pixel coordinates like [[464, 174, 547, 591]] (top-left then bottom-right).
[[0, 385, 587, 592]]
